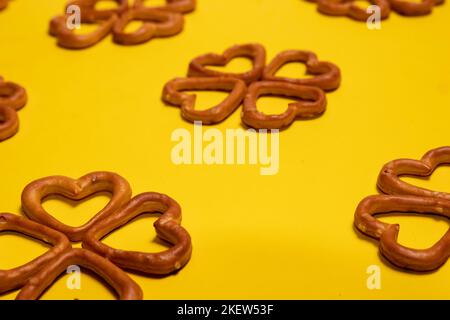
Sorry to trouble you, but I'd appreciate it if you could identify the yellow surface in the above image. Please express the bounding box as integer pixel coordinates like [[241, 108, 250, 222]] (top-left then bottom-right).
[[1, 0, 450, 300]]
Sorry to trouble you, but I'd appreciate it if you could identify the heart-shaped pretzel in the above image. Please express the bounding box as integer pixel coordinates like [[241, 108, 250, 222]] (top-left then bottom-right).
[[0, 80, 27, 111], [0, 213, 71, 294], [388, 0, 443, 16], [355, 195, 450, 271], [112, 8, 184, 45], [49, 13, 118, 49], [378, 147, 450, 201], [241, 81, 327, 129], [0, 105, 19, 141], [66, 0, 128, 20], [263, 50, 341, 92], [162, 77, 247, 124], [316, 0, 391, 21], [188, 43, 267, 84], [134, 0, 196, 13], [21, 172, 132, 242], [83, 192, 192, 275], [16, 249, 143, 300]]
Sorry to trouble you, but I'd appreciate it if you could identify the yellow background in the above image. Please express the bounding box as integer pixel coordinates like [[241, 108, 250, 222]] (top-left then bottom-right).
[[1, 0, 450, 300]]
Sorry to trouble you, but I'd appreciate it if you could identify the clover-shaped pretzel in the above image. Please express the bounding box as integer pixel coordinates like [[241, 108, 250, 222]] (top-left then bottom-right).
[[355, 195, 450, 271], [263, 50, 341, 92], [16, 249, 143, 300], [188, 43, 267, 85], [378, 147, 450, 201], [388, 0, 444, 16], [242, 81, 327, 129], [134, 0, 196, 13], [163, 77, 247, 124], [83, 192, 192, 275], [0, 78, 27, 141], [316, 0, 391, 21], [21, 172, 132, 242], [49, 13, 118, 49], [112, 7, 184, 45], [0, 213, 71, 294]]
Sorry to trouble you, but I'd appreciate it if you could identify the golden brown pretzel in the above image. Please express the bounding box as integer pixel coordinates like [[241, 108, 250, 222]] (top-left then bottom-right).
[[112, 8, 184, 45], [316, 0, 391, 21], [241, 81, 327, 129], [66, 0, 128, 20], [188, 44, 267, 85], [355, 195, 450, 271], [49, 13, 117, 49], [0, 105, 19, 141], [83, 192, 192, 275], [388, 0, 443, 15], [263, 50, 341, 92], [162, 77, 247, 124], [0, 213, 71, 294], [378, 147, 450, 200], [16, 249, 143, 300], [0, 79, 28, 111], [21, 172, 132, 242], [134, 0, 196, 13]]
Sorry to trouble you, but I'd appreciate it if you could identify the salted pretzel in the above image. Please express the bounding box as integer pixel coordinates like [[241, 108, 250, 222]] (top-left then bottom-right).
[[49, 13, 118, 49], [0, 78, 27, 141], [355, 195, 450, 271], [113, 7, 184, 45], [83, 192, 192, 275], [241, 81, 327, 129], [378, 147, 450, 201], [134, 0, 196, 13], [188, 44, 267, 85], [16, 249, 143, 300], [263, 50, 341, 92], [0, 213, 71, 294], [388, 0, 444, 15], [162, 77, 247, 124], [21, 172, 132, 242], [316, 0, 391, 21], [66, 0, 128, 20]]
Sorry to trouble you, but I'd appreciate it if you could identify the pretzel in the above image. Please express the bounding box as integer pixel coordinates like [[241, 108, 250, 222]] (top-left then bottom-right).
[[388, 0, 443, 15], [241, 81, 327, 129], [0, 213, 71, 294], [0, 79, 28, 110], [134, 0, 196, 13], [263, 50, 341, 92], [0, 0, 8, 12], [162, 77, 247, 124], [378, 146, 450, 201], [49, 14, 117, 49], [16, 249, 143, 300], [21, 172, 132, 242], [112, 8, 184, 45], [188, 44, 267, 85], [66, 0, 128, 20], [0, 105, 19, 141], [83, 192, 192, 275], [355, 194, 450, 271], [316, 0, 391, 21]]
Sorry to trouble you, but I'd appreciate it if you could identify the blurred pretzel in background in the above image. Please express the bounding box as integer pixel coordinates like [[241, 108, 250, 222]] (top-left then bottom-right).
[[49, 0, 196, 49], [0, 77, 27, 141], [0, 0, 8, 11], [388, 0, 444, 16]]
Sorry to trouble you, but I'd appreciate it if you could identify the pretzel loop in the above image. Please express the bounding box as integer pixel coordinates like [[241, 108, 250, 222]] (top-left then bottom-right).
[[21, 172, 132, 242], [317, 0, 391, 21], [242, 81, 327, 129], [0, 80, 28, 110], [134, 0, 197, 13], [388, 0, 438, 15], [83, 192, 192, 275], [0, 105, 19, 141], [16, 249, 143, 300], [0, 213, 71, 294], [66, 0, 128, 20]]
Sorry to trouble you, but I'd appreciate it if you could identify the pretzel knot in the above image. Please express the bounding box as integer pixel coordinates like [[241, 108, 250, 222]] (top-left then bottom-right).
[[355, 146, 450, 271], [164, 43, 341, 129], [0, 77, 27, 141], [49, 0, 195, 49], [0, 172, 193, 299]]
